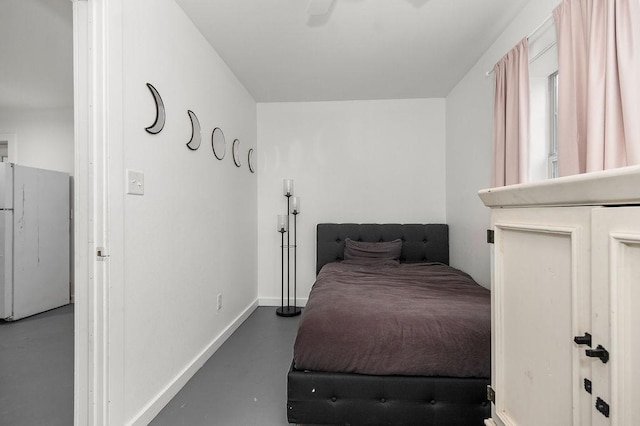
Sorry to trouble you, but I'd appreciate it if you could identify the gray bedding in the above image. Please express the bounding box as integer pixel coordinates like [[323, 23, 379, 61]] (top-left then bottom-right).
[[293, 260, 491, 377]]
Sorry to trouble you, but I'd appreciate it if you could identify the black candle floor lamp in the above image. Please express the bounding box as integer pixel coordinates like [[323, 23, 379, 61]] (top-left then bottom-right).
[[276, 179, 302, 317]]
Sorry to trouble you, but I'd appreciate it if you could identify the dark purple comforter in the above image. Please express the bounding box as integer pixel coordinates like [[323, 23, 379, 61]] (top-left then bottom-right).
[[293, 261, 490, 377]]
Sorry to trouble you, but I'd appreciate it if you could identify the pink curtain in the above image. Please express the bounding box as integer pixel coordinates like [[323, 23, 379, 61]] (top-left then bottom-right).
[[492, 38, 530, 187], [554, 0, 640, 176]]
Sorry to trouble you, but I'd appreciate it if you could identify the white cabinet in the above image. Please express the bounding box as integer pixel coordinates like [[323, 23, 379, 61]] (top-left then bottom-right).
[[479, 165, 640, 426], [591, 208, 640, 426], [488, 207, 594, 426]]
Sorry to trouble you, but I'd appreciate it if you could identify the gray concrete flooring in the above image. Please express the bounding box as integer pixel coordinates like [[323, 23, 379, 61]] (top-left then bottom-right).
[[0, 304, 74, 426], [151, 307, 300, 426], [0, 305, 299, 426]]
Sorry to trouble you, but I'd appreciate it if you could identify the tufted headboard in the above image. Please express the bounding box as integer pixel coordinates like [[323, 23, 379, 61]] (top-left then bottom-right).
[[316, 223, 449, 275]]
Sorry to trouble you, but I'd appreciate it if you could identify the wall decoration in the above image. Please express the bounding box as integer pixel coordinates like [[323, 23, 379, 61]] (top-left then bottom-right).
[[145, 83, 165, 134], [212, 127, 226, 160], [186, 110, 202, 150], [232, 139, 241, 167], [248, 148, 255, 173]]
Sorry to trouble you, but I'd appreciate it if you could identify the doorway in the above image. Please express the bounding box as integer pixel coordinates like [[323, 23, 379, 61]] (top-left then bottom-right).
[[0, 1, 76, 424], [0, 134, 17, 163]]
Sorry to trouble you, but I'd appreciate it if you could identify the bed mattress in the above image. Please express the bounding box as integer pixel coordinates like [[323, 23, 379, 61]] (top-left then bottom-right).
[[293, 261, 491, 377]]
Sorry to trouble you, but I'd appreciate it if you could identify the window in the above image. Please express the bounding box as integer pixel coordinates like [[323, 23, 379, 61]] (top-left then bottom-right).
[[528, 19, 559, 182]]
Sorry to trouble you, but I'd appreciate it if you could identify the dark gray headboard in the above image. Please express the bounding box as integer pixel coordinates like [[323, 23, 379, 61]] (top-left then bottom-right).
[[316, 223, 449, 275]]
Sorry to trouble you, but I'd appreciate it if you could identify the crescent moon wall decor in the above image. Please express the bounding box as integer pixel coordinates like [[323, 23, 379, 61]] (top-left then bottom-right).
[[186, 110, 202, 150], [248, 149, 255, 173], [211, 127, 226, 160], [145, 83, 165, 134], [232, 139, 241, 167]]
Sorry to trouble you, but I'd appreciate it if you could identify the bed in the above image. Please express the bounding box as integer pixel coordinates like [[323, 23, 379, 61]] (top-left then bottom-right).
[[286, 223, 491, 425]]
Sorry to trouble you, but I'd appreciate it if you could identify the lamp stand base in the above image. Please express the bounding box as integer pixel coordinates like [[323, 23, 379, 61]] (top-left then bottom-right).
[[276, 306, 302, 317]]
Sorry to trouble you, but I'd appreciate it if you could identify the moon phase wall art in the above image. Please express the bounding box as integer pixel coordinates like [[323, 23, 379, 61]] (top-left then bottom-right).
[[211, 127, 226, 160], [145, 83, 166, 134], [144, 83, 255, 172], [232, 139, 241, 167], [186, 110, 201, 150], [248, 149, 255, 173]]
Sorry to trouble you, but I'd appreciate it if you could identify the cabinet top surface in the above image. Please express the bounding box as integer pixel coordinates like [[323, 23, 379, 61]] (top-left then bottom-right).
[[479, 165, 640, 208]]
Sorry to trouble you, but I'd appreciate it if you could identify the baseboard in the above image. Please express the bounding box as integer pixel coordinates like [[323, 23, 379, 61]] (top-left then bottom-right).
[[484, 419, 497, 426], [259, 297, 307, 308], [127, 299, 259, 426]]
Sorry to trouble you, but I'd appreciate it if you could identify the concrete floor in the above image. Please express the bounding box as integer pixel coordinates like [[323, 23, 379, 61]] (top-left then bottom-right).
[[0, 304, 74, 426], [0, 305, 300, 426], [151, 307, 300, 426]]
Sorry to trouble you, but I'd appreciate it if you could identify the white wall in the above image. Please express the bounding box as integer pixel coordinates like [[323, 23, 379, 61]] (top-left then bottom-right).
[[118, 0, 257, 423], [0, 107, 74, 174], [445, 0, 561, 287], [257, 99, 446, 305]]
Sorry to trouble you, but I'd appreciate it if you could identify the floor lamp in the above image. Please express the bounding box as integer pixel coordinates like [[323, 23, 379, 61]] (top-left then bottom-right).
[[276, 179, 302, 317]]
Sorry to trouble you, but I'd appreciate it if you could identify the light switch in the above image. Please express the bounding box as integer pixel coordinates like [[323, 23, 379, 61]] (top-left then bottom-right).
[[126, 169, 144, 195]]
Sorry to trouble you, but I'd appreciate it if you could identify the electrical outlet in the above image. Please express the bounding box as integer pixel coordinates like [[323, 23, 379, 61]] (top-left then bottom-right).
[[217, 293, 223, 311]]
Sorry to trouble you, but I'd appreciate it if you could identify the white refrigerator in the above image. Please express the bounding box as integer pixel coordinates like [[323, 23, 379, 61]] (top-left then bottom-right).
[[0, 163, 70, 321]]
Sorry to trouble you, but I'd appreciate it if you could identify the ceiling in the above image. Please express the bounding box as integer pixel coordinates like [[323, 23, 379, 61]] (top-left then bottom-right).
[[0, 0, 73, 110], [175, 0, 531, 102], [0, 0, 531, 109]]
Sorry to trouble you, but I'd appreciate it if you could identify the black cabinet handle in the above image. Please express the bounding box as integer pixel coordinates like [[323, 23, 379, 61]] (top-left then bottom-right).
[[586, 345, 609, 363], [574, 333, 592, 347], [595, 397, 610, 418]]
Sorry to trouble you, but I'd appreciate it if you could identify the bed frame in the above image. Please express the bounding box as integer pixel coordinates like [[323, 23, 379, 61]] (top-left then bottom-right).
[[287, 223, 490, 425]]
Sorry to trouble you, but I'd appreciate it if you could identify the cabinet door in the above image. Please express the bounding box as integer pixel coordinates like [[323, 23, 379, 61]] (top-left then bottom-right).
[[591, 207, 640, 426], [489, 207, 594, 426]]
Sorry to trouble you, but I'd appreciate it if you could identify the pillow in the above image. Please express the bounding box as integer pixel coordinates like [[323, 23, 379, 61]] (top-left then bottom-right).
[[344, 238, 402, 261]]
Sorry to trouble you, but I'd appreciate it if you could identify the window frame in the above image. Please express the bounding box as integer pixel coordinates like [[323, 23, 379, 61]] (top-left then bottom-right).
[[548, 71, 559, 179]]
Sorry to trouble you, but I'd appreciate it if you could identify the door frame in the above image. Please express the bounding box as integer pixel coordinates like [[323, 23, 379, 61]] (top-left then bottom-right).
[[73, 0, 125, 424]]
